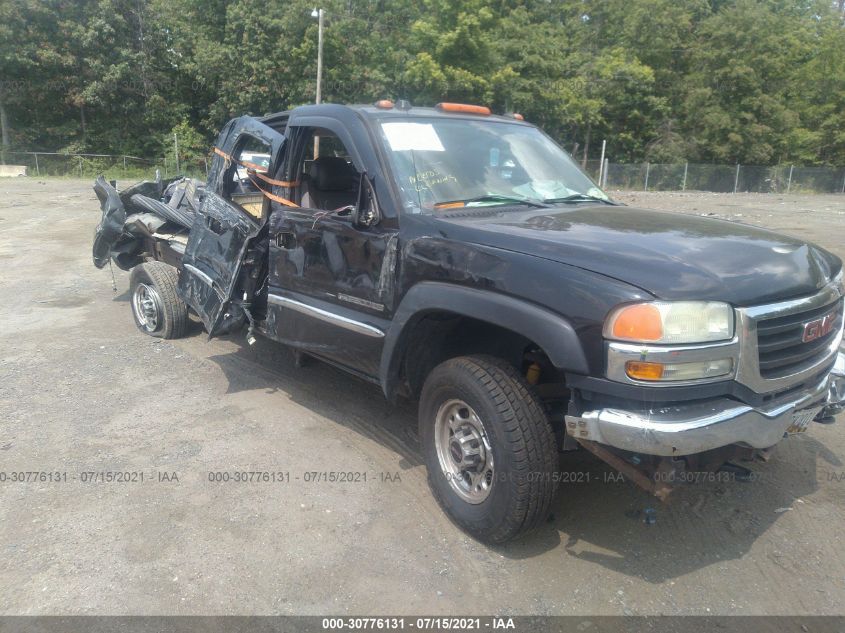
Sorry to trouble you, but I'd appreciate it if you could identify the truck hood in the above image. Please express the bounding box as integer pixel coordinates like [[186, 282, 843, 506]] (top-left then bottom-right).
[[433, 205, 841, 305]]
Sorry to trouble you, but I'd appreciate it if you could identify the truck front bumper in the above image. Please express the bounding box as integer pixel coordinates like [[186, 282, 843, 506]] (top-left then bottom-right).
[[565, 351, 845, 457]]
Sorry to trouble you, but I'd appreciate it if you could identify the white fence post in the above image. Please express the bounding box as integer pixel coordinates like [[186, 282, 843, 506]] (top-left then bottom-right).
[[682, 162, 688, 191], [597, 139, 606, 185], [644, 162, 650, 191], [787, 165, 794, 193], [34, 153, 39, 177], [602, 158, 609, 188], [173, 133, 180, 174], [733, 164, 740, 193]]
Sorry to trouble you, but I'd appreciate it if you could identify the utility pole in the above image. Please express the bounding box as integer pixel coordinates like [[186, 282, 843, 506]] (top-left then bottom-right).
[[312, 8, 324, 159], [315, 8, 324, 105]]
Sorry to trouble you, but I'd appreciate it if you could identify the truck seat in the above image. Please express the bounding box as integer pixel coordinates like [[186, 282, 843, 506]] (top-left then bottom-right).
[[300, 156, 358, 210]]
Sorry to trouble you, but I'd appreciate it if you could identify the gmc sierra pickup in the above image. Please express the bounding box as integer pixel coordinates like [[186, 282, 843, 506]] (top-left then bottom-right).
[[93, 101, 845, 543]]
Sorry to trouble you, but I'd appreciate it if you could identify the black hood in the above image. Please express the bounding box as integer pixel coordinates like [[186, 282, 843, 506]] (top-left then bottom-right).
[[433, 205, 841, 306]]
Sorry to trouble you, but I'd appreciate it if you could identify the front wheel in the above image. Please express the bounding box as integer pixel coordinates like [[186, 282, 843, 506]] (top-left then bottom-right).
[[129, 262, 188, 339], [419, 355, 558, 543]]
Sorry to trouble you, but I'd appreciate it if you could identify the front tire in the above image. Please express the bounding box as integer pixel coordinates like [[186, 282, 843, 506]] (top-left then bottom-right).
[[129, 262, 187, 339], [419, 355, 558, 544]]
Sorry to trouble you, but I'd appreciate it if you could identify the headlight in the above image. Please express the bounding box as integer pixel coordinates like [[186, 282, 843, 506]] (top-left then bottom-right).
[[604, 301, 734, 344]]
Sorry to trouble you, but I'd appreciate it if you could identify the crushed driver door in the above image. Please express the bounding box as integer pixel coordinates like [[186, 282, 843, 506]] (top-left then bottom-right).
[[178, 117, 285, 336]]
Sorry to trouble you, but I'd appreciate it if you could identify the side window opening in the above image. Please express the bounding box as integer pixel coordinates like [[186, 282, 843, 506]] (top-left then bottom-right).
[[296, 127, 360, 213], [224, 135, 273, 220]]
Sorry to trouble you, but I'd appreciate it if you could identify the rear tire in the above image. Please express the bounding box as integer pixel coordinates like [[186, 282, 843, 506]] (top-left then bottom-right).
[[419, 355, 558, 544], [129, 262, 188, 339]]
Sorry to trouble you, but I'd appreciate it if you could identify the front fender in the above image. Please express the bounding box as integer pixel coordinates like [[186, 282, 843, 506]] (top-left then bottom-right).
[[379, 282, 589, 398]]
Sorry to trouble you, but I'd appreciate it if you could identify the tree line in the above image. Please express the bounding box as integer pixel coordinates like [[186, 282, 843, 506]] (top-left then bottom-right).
[[1, 0, 844, 168]]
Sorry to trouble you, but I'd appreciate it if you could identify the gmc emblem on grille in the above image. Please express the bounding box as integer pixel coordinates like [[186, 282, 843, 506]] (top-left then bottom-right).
[[802, 312, 836, 343]]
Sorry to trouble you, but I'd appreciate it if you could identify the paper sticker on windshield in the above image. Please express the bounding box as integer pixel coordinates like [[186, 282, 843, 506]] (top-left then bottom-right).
[[382, 122, 445, 152]]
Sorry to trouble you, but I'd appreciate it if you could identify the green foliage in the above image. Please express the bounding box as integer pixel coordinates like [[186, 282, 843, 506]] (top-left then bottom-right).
[[164, 119, 209, 174], [2, 0, 844, 166]]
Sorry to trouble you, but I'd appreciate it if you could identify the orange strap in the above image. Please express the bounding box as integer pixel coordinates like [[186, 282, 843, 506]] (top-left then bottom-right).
[[247, 175, 299, 208], [213, 147, 299, 186], [254, 171, 299, 188], [213, 146, 234, 163], [213, 147, 299, 207]]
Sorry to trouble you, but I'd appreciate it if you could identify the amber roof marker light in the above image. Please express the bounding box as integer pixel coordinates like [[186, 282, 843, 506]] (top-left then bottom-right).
[[374, 99, 394, 109], [435, 103, 492, 115]]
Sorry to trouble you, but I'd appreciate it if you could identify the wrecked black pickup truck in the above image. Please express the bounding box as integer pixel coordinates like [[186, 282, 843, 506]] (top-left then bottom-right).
[[93, 101, 845, 543]]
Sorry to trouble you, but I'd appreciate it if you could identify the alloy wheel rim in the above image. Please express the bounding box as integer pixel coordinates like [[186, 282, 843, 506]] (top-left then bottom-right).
[[434, 399, 494, 504]]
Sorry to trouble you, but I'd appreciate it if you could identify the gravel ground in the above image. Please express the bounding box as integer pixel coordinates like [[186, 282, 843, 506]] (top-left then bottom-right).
[[0, 180, 844, 616]]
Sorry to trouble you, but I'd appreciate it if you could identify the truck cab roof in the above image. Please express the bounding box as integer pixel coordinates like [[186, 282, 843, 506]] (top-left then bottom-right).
[[259, 102, 531, 133]]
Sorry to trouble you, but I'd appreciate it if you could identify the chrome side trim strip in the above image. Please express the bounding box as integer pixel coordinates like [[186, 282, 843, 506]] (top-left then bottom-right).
[[268, 294, 385, 338], [183, 263, 215, 288]]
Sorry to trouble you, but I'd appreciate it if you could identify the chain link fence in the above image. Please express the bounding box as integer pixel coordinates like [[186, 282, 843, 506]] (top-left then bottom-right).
[[3, 150, 844, 195], [585, 160, 845, 194], [0, 151, 209, 181]]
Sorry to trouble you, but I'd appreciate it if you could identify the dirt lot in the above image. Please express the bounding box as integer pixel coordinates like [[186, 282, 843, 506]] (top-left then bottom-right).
[[1, 180, 844, 616]]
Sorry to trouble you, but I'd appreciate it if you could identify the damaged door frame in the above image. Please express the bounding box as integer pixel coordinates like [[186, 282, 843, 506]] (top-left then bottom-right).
[[177, 117, 286, 336]]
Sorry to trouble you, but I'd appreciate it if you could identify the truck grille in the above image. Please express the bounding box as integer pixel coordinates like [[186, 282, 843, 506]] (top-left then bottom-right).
[[756, 299, 842, 378]]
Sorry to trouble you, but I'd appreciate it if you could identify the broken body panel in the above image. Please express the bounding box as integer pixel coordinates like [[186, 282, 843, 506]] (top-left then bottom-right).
[[178, 116, 285, 336]]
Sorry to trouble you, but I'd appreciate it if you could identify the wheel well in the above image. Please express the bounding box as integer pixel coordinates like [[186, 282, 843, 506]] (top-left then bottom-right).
[[399, 311, 562, 399]]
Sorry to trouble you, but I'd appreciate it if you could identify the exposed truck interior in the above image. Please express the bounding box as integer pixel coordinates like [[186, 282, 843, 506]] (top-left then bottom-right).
[[93, 114, 372, 343]]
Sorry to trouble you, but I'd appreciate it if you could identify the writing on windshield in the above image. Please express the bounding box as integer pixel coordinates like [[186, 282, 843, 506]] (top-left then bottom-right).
[[380, 118, 608, 213]]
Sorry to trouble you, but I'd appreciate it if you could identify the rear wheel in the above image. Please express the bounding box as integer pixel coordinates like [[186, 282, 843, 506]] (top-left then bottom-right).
[[129, 262, 187, 339], [419, 355, 558, 543]]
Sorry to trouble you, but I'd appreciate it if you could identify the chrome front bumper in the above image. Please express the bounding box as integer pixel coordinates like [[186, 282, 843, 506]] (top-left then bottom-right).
[[825, 351, 845, 416], [565, 351, 845, 457]]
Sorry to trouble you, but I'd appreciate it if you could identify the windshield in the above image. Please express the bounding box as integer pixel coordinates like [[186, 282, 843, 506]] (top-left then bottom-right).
[[378, 117, 609, 213]]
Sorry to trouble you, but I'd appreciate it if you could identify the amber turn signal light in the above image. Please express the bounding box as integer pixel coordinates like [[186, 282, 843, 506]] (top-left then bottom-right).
[[435, 102, 491, 115], [625, 361, 665, 381], [610, 304, 663, 341]]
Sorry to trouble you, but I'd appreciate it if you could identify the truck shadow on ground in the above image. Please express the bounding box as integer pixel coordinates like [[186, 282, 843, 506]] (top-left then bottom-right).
[[501, 434, 841, 582], [206, 332, 842, 583], [207, 332, 423, 469]]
